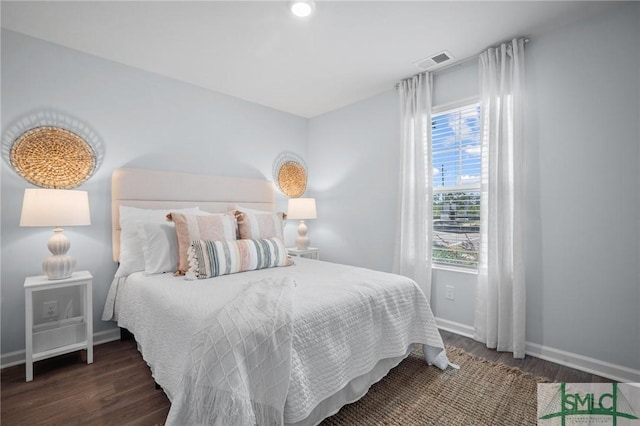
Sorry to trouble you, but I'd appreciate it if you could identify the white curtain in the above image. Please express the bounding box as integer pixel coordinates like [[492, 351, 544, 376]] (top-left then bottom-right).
[[474, 39, 526, 358], [393, 73, 433, 300]]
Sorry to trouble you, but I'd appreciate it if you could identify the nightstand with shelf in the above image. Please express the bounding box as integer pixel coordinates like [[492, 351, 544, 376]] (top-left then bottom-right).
[[287, 247, 320, 260], [24, 271, 93, 382]]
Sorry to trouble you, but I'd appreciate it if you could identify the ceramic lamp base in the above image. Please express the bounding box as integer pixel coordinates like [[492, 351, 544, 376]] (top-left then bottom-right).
[[43, 228, 77, 280], [295, 220, 310, 250], [43, 255, 77, 280]]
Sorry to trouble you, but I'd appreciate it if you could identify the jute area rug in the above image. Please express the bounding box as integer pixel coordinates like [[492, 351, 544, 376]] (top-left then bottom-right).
[[321, 345, 548, 426]]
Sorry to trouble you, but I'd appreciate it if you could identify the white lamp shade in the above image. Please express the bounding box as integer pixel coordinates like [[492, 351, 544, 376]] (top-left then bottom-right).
[[287, 198, 317, 220], [20, 188, 91, 227]]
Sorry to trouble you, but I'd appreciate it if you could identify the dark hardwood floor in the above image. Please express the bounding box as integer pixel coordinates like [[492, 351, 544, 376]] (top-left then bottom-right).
[[1, 339, 169, 426], [1, 330, 612, 425]]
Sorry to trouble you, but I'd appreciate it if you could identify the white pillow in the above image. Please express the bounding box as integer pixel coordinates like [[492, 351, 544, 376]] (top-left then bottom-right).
[[137, 222, 178, 275], [116, 206, 201, 277]]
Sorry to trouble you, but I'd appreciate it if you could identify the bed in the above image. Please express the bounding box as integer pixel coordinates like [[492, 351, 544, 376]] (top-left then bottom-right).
[[102, 167, 451, 425]]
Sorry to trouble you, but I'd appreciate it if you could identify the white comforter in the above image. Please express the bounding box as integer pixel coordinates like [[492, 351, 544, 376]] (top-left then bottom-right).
[[167, 276, 295, 426], [105, 258, 448, 424]]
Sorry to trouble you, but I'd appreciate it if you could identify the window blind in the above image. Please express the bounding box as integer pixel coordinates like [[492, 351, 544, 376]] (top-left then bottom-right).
[[429, 104, 481, 268]]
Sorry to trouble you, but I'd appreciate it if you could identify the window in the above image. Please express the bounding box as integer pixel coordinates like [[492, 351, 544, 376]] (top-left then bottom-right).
[[429, 103, 481, 269]]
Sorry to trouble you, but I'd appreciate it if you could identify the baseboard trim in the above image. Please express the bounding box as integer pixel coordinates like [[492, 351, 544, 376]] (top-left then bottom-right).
[[435, 317, 475, 339], [1, 328, 121, 369], [93, 328, 121, 345], [524, 341, 640, 383], [437, 321, 640, 383]]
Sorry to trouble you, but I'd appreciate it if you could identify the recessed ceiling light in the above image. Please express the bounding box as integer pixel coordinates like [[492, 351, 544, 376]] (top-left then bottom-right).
[[289, 1, 315, 18]]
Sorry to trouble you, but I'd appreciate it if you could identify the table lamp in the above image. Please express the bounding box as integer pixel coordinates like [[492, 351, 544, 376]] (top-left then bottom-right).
[[287, 198, 317, 250], [20, 188, 91, 280]]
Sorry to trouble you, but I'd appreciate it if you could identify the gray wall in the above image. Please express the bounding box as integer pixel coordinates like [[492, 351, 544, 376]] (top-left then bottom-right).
[[307, 90, 400, 272], [308, 3, 640, 370], [1, 30, 308, 356], [523, 3, 639, 369]]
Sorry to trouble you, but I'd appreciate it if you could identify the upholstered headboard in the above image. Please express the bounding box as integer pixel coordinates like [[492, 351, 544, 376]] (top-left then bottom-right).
[[111, 168, 275, 262]]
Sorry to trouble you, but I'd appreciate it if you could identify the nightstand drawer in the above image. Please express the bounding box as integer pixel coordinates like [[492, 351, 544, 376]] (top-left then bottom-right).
[[33, 317, 87, 354]]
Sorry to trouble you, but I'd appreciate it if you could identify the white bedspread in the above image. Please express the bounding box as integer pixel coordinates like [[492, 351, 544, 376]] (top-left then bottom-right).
[[167, 277, 295, 426], [107, 258, 449, 424]]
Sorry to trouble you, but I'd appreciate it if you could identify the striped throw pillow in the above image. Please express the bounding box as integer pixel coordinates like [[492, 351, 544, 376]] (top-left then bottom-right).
[[187, 238, 291, 279]]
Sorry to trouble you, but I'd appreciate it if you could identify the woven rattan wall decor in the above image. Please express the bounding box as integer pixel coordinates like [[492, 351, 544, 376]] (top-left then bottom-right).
[[272, 151, 307, 198], [10, 126, 96, 189], [3, 111, 103, 189]]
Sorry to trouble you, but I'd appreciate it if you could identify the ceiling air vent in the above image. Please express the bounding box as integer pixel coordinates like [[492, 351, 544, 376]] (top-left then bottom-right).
[[414, 50, 454, 71]]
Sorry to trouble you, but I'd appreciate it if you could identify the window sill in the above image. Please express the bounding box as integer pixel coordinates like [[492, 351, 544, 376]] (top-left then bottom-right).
[[432, 264, 478, 275]]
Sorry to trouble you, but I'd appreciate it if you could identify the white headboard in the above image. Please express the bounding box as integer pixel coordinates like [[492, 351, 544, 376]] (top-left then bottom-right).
[[111, 168, 275, 262]]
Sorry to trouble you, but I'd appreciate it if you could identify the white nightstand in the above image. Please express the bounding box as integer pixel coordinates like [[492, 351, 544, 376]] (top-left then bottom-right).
[[24, 271, 93, 382], [287, 247, 320, 260]]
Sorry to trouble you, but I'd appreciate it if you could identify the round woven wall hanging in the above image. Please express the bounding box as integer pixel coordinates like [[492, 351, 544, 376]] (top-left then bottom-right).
[[273, 151, 307, 198], [10, 126, 96, 189]]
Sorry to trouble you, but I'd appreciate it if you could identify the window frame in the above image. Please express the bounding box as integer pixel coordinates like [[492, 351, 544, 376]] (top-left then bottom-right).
[[430, 97, 481, 273]]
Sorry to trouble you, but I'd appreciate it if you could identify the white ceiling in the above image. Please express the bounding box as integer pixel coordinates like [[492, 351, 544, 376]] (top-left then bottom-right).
[[1, 1, 622, 118]]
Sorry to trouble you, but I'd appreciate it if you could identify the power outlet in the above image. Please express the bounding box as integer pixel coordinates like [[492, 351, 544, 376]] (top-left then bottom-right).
[[43, 301, 58, 320], [445, 285, 455, 301]]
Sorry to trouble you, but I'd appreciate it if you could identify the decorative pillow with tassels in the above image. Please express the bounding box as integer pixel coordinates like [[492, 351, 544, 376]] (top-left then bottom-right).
[[187, 237, 291, 279]]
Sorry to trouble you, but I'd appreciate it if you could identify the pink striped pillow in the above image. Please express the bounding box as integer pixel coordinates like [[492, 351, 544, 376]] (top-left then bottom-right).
[[235, 210, 285, 240], [169, 212, 236, 274]]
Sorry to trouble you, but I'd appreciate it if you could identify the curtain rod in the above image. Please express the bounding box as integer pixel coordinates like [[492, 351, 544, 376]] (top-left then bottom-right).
[[395, 37, 530, 89]]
